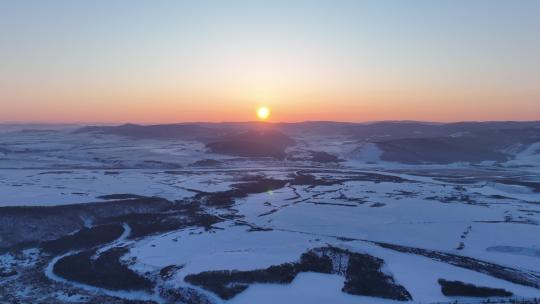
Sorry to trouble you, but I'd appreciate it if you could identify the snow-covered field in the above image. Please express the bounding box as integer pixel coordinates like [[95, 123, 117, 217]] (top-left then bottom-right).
[[1, 129, 539, 303]]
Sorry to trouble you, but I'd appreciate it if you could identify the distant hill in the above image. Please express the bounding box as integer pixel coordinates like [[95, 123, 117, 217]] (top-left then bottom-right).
[[75, 121, 540, 164], [75, 123, 225, 141], [373, 127, 540, 164], [206, 130, 295, 160]]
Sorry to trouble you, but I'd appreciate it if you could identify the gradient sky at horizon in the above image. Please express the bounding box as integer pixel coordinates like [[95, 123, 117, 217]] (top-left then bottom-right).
[[1, 0, 539, 123]]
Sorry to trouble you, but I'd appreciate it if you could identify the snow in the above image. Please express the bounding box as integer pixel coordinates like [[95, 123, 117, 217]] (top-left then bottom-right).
[[462, 222, 540, 272], [0, 169, 197, 206], [127, 168, 540, 302], [352, 142, 383, 163], [128, 225, 322, 283], [505, 142, 540, 169], [229, 272, 386, 304], [2, 129, 540, 303], [349, 242, 540, 302]]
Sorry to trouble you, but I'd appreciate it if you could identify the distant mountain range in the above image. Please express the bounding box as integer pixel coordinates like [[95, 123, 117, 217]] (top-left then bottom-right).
[[75, 121, 540, 164]]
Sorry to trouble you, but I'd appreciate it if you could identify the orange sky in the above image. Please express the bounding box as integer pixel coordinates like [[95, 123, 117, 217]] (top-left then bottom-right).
[[1, 1, 539, 123]]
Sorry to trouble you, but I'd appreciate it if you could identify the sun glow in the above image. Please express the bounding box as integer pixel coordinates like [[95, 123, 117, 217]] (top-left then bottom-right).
[[257, 106, 270, 121]]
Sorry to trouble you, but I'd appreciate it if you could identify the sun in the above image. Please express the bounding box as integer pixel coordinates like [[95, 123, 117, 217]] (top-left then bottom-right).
[[257, 106, 270, 121]]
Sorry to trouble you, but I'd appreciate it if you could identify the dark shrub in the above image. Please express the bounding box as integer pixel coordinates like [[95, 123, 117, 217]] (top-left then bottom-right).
[[438, 279, 513, 297]]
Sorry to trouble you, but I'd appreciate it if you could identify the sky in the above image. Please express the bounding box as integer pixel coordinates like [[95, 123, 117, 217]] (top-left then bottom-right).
[[0, 0, 539, 123]]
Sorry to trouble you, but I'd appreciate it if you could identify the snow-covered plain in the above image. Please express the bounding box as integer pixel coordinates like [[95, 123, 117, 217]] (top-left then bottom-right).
[[1, 129, 540, 303], [127, 172, 540, 302]]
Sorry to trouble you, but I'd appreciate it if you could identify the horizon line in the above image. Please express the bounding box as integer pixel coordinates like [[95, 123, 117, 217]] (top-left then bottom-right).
[[1, 119, 540, 126]]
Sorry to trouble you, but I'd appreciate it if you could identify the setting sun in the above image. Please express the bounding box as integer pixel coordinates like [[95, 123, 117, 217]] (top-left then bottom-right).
[[257, 107, 270, 121]]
